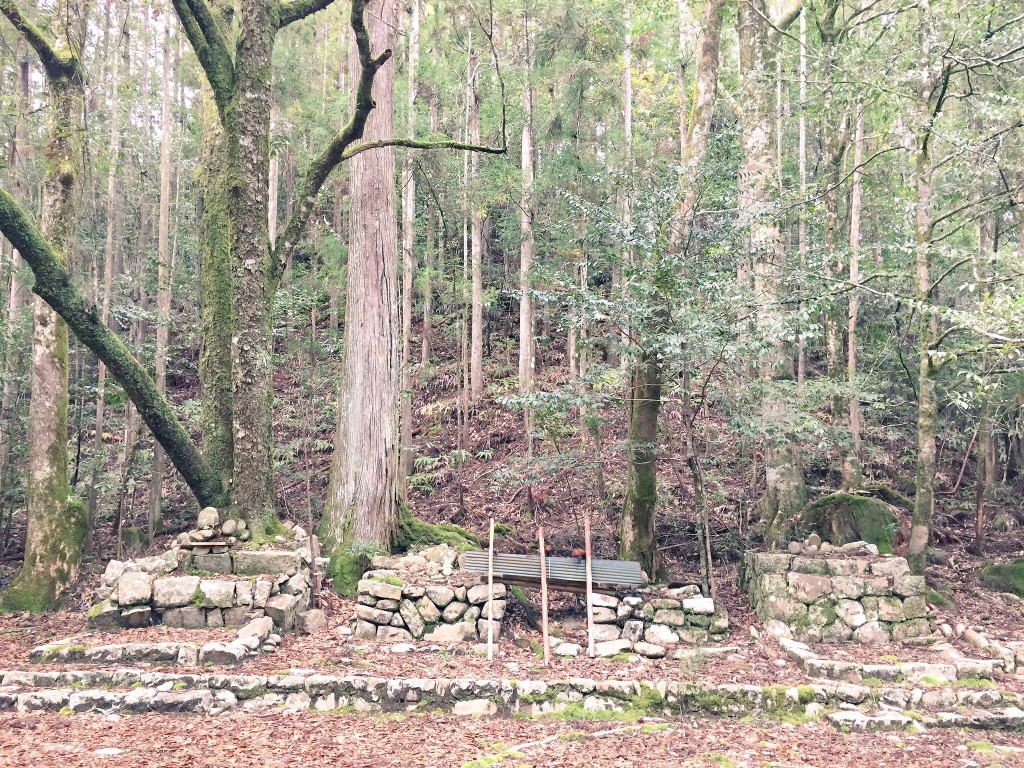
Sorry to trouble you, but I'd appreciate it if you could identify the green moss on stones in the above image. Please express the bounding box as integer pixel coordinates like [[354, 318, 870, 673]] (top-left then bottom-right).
[[980, 559, 1024, 598], [790, 492, 898, 553], [394, 505, 479, 552]]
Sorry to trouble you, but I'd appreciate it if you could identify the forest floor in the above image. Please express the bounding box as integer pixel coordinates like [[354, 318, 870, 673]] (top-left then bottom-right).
[[2, 710, 1022, 768]]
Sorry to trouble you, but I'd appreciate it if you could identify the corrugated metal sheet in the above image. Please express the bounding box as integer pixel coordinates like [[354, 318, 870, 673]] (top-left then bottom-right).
[[461, 551, 644, 587]]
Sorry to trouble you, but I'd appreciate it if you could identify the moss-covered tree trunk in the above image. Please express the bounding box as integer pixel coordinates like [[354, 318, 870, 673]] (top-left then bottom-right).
[[0, 3, 86, 611], [322, 0, 399, 593], [620, 350, 661, 576]]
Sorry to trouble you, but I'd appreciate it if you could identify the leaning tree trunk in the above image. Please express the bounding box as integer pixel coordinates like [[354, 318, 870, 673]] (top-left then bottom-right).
[[1, 1, 86, 611], [322, 0, 399, 593]]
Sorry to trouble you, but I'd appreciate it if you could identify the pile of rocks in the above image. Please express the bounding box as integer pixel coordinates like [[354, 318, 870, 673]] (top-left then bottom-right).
[[786, 534, 879, 557], [740, 550, 933, 643], [174, 507, 251, 554], [551, 587, 729, 659], [352, 544, 504, 643]]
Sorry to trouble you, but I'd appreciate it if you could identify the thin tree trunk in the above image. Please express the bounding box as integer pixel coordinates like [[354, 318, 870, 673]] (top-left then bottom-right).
[[323, 0, 399, 590], [398, 0, 419, 500], [150, 6, 175, 544], [519, 13, 535, 451], [843, 104, 865, 488], [469, 52, 484, 404]]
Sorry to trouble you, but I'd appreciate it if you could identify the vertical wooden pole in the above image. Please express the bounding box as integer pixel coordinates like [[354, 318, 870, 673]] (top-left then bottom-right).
[[309, 534, 321, 609], [584, 510, 595, 657], [538, 525, 551, 666], [487, 516, 495, 661]]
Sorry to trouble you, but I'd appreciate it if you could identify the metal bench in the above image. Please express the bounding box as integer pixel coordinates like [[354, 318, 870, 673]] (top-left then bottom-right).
[[461, 551, 644, 594]]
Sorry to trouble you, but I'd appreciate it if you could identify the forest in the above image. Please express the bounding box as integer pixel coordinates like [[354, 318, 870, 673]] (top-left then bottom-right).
[[0, 0, 1023, 763]]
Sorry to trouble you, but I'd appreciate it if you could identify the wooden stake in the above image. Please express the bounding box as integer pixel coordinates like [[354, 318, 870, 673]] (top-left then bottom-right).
[[309, 534, 321, 609], [584, 510, 595, 658], [487, 516, 495, 661], [538, 524, 551, 666]]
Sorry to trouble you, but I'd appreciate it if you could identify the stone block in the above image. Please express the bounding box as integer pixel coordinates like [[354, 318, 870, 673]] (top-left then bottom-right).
[[198, 579, 236, 608], [355, 604, 394, 625], [265, 593, 300, 630], [467, 583, 506, 605], [893, 574, 926, 597], [376, 599, 399, 611], [902, 595, 927, 619], [238, 616, 274, 640], [235, 581, 254, 607], [297, 609, 328, 634], [417, 596, 442, 624], [464, 606, 481, 622], [821, 620, 853, 642], [253, 579, 272, 608], [281, 572, 308, 596], [753, 553, 792, 573], [153, 576, 201, 609], [826, 558, 868, 577], [120, 606, 153, 628], [206, 609, 225, 627], [594, 639, 632, 658], [808, 601, 837, 627], [199, 642, 245, 666], [480, 599, 505, 622], [831, 576, 865, 599], [875, 596, 904, 622], [476, 618, 501, 641], [835, 600, 867, 628], [197, 507, 220, 529], [191, 553, 233, 573], [232, 550, 301, 576], [861, 577, 890, 596], [442, 601, 468, 622], [650, 599, 681, 610], [423, 622, 477, 642], [645, 623, 680, 645], [117, 572, 154, 606], [593, 624, 621, 641], [87, 600, 121, 631], [622, 620, 645, 643], [853, 620, 888, 644], [632, 642, 665, 658], [682, 597, 715, 615], [354, 619, 378, 640], [399, 600, 425, 638], [653, 609, 687, 627], [791, 557, 829, 575], [869, 557, 910, 578], [787, 572, 833, 603], [591, 593, 619, 609], [592, 607, 617, 623], [358, 578, 403, 602], [763, 596, 808, 622], [425, 586, 455, 608], [891, 618, 931, 641]]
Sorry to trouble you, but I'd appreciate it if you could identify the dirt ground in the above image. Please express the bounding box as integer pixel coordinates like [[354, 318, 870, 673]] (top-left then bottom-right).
[[1, 711, 1022, 768]]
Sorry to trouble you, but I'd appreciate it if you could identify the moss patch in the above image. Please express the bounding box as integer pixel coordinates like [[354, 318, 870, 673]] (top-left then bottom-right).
[[980, 559, 1024, 598], [394, 505, 479, 552], [790, 492, 899, 553]]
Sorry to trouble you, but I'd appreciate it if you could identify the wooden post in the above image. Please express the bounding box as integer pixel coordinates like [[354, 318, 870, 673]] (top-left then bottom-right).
[[487, 516, 495, 661], [309, 534, 321, 609], [584, 510, 595, 657], [538, 525, 551, 666]]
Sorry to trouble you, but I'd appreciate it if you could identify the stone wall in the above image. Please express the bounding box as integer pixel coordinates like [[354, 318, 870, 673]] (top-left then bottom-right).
[[561, 587, 728, 659], [89, 548, 313, 633], [740, 550, 932, 643]]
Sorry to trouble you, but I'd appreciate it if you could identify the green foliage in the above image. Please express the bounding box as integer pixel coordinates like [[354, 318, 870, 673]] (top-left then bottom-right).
[[394, 504, 479, 552]]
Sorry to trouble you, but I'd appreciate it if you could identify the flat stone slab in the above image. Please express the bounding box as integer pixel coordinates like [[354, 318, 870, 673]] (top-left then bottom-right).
[[232, 550, 301, 576]]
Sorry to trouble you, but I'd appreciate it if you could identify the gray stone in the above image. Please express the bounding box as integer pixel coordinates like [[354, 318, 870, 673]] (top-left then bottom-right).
[[869, 557, 910, 578], [554, 643, 581, 658], [467, 583, 506, 605], [653, 609, 687, 627], [376, 626, 414, 642], [593, 624, 621, 641], [354, 619, 378, 639], [235, 581, 254, 607], [903, 595, 927, 619], [763, 596, 808, 622], [595, 639, 632, 658], [424, 622, 477, 642], [831, 576, 865, 599], [632, 641, 666, 658], [893, 574, 926, 597], [416, 596, 442, 624], [297, 609, 328, 634], [265, 593, 300, 630], [198, 579, 236, 608], [358, 578, 403, 602], [221, 519, 238, 536], [622, 620, 645, 643], [644, 624, 680, 645], [891, 618, 931, 641], [682, 597, 715, 615], [87, 600, 121, 631], [827, 558, 868, 577], [853, 620, 888, 644], [117, 571, 154, 606], [238, 616, 274, 640], [476, 618, 501, 641], [232, 550, 301, 576], [464, 606, 481, 622], [153, 576, 201, 609], [591, 593, 619, 609], [425, 586, 455, 608], [120, 606, 153, 628], [199, 642, 246, 665], [101, 559, 136, 587], [875, 596, 904, 622], [206, 609, 225, 627], [835, 600, 867, 628], [197, 507, 220, 529], [399, 600, 425, 638], [355, 603, 394, 625], [282, 572, 308, 596], [253, 580, 272, 608], [442, 601, 468, 622], [791, 557, 829, 575], [192, 553, 233, 573], [788, 572, 833, 603], [592, 607, 618, 623]]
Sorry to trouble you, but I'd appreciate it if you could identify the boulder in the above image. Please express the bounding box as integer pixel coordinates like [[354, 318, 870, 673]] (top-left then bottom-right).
[[423, 622, 477, 642], [554, 643, 581, 658], [207, 609, 225, 627], [592, 607, 617, 623], [119, 606, 153, 628], [264, 593, 300, 630], [199, 642, 246, 665], [633, 642, 666, 658], [591, 593, 619, 609], [835, 599, 867, 628], [467, 583, 506, 605], [297, 609, 328, 634], [853, 620, 888, 644], [652, 609, 687, 627], [476, 618, 501, 641], [622, 620, 645, 643], [355, 604, 394, 625], [153, 576, 201, 609], [221, 519, 238, 537], [253, 580, 272, 608], [198, 579, 236, 608], [399, 600, 425, 638], [416, 596, 442, 624], [425, 586, 455, 608], [644, 624, 680, 645], [197, 507, 220, 529], [376, 626, 414, 642], [87, 600, 121, 631], [238, 616, 274, 640], [354, 619, 378, 640], [594, 639, 632, 658], [869, 557, 911, 578], [442, 601, 468, 622], [593, 624, 621, 641], [192, 553, 233, 574], [682, 597, 715, 615], [788, 573, 833, 603]]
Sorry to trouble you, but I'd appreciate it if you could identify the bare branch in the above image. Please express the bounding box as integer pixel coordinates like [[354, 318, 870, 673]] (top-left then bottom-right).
[[342, 137, 505, 161], [279, 0, 337, 27]]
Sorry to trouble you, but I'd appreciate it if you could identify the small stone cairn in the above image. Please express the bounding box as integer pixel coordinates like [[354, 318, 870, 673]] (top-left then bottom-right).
[[352, 544, 506, 643], [174, 506, 251, 554]]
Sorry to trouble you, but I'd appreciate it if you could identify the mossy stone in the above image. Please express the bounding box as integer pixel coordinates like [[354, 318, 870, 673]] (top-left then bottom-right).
[[789, 492, 898, 553]]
